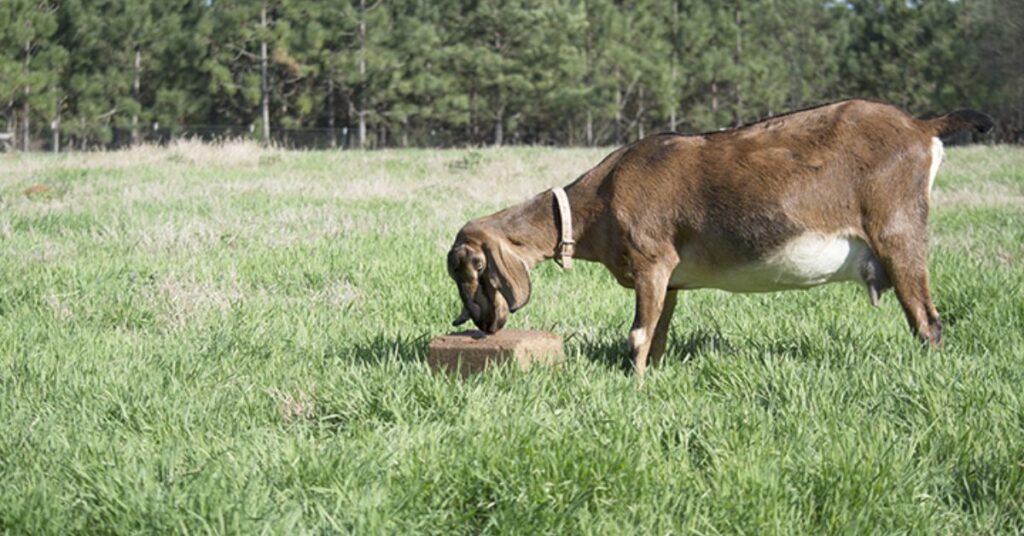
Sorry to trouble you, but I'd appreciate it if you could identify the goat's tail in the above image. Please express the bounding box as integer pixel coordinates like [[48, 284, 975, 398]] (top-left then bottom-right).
[[926, 109, 994, 138]]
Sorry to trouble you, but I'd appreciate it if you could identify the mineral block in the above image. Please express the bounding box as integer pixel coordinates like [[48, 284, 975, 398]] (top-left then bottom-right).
[[427, 329, 564, 377]]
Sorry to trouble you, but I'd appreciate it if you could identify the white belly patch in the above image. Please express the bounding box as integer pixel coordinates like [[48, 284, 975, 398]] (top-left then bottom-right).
[[671, 232, 873, 292]]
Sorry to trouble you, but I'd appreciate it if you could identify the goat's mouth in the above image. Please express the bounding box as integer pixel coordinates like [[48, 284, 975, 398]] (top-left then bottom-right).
[[453, 286, 509, 334], [476, 292, 509, 334]]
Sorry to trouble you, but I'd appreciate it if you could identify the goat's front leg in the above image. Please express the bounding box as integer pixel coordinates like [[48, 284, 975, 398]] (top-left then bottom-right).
[[629, 266, 672, 377]]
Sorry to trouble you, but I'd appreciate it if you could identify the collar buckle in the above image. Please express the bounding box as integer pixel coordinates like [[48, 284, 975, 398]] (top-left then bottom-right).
[[557, 239, 575, 269]]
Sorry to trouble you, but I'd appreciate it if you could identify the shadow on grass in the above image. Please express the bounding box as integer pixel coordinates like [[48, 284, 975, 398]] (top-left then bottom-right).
[[570, 336, 632, 372], [672, 327, 733, 361], [335, 326, 732, 373], [943, 458, 1016, 523], [341, 332, 431, 365], [570, 327, 731, 373], [748, 334, 824, 361], [936, 292, 977, 330]]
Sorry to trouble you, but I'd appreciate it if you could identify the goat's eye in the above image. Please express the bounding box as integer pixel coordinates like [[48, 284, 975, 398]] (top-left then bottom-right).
[[473, 258, 485, 272]]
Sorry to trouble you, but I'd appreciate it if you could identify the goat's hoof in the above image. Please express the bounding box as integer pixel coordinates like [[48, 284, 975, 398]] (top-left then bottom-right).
[[929, 318, 943, 348]]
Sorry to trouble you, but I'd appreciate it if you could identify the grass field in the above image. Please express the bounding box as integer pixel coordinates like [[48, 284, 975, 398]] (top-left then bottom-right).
[[1, 141, 1023, 534]]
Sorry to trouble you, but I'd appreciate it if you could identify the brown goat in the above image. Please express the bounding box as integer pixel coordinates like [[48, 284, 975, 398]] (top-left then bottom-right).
[[447, 100, 992, 375]]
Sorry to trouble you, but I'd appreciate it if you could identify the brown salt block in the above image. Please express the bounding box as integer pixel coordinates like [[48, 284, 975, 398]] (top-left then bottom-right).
[[428, 329, 564, 377]]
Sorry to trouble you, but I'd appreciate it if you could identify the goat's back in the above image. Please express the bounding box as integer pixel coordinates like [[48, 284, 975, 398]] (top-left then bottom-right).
[[593, 100, 941, 267]]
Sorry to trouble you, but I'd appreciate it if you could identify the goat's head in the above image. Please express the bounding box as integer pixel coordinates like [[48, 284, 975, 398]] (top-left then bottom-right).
[[447, 225, 531, 333]]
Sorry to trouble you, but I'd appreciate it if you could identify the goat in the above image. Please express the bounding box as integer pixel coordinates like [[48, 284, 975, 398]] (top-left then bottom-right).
[[447, 99, 993, 375]]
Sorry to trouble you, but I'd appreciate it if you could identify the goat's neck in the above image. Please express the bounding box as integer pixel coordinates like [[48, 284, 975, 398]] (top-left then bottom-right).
[[482, 183, 605, 268]]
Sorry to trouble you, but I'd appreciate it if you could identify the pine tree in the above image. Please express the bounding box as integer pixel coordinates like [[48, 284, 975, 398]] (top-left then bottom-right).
[[146, 2, 209, 139], [526, 1, 588, 144], [770, 0, 849, 110], [56, 0, 167, 146], [0, 0, 1018, 148], [384, 0, 466, 147], [840, 0, 949, 111], [963, 0, 1024, 140], [0, 0, 64, 150], [200, 0, 270, 137], [447, 0, 545, 146]]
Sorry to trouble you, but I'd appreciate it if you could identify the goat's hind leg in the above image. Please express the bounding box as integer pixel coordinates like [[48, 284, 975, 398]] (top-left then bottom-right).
[[869, 230, 942, 347]]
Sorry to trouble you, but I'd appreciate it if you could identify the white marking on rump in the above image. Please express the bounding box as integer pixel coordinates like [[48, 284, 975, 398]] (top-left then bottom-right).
[[928, 137, 944, 193], [671, 232, 876, 293], [629, 328, 647, 348]]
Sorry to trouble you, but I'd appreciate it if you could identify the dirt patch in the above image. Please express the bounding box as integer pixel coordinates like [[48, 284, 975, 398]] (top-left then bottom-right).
[[148, 272, 243, 329], [267, 387, 317, 422]]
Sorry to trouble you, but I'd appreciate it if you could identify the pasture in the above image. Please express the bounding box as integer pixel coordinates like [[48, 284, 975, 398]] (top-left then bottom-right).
[[1, 143, 1023, 533]]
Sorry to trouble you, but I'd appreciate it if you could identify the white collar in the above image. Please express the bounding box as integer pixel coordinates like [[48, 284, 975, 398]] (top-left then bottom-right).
[[552, 187, 575, 269]]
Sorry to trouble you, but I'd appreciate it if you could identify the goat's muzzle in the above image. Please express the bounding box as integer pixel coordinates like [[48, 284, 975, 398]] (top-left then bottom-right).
[[447, 227, 531, 334]]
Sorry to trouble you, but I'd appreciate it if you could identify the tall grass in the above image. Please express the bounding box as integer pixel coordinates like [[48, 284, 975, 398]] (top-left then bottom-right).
[[1, 143, 1022, 533]]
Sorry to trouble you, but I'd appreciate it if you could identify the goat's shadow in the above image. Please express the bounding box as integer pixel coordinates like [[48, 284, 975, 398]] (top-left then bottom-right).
[[334, 332, 431, 366], [569, 327, 733, 373], [331, 322, 917, 375], [330, 327, 736, 372]]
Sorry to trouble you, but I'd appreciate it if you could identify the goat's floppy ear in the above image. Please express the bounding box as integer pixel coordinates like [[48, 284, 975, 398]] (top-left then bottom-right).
[[482, 238, 531, 313]]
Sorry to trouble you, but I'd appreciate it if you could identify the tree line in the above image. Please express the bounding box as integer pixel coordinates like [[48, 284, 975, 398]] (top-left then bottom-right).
[[1, 0, 1021, 151]]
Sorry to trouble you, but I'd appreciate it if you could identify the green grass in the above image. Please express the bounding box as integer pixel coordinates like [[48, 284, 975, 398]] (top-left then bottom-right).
[[1, 141, 1023, 534]]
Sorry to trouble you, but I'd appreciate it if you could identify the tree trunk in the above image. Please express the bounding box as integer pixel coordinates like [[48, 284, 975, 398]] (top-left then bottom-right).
[[328, 76, 337, 148], [260, 5, 271, 144], [357, 108, 366, 149], [132, 47, 141, 144], [637, 86, 645, 140], [7, 107, 15, 148], [22, 102, 29, 152], [584, 11, 594, 147], [468, 89, 476, 143], [347, 100, 356, 148], [711, 80, 718, 119], [22, 39, 30, 152], [733, 7, 743, 127], [670, 0, 679, 132], [614, 81, 622, 144], [357, 0, 367, 149], [494, 103, 504, 146], [586, 110, 593, 146], [51, 99, 60, 153]]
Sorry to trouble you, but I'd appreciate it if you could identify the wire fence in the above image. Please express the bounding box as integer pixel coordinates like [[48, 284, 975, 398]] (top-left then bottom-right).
[[114, 125, 357, 150], [1, 123, 512, 152], [1, 119, 1013, 153]]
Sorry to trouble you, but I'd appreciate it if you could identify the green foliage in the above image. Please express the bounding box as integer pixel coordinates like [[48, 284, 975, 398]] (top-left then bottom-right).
[[1, 145, 1023, 532], [1, 0, 1021, 147], [964, 0, 1024, 141], [0, 0, 65, 144]]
